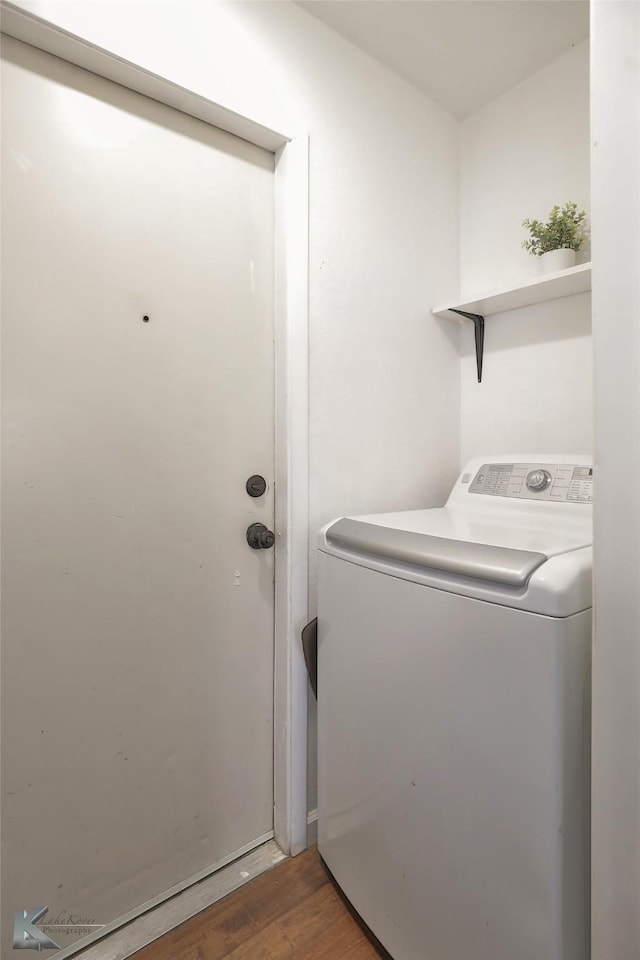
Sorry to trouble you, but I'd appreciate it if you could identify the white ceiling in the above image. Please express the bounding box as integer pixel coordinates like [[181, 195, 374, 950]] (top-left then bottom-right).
[[296, 1, 589, 118]]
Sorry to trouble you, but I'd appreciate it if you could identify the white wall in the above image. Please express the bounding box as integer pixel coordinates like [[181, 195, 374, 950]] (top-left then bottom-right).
[[460, 41, 590, 296], [591, 3, 640, 958], [8, 0, 461, 812], [459, 42, 592, 463]]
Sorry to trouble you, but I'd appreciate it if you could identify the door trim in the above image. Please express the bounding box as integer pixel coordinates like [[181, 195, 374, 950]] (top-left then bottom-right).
[[1, 1, 310, 859]]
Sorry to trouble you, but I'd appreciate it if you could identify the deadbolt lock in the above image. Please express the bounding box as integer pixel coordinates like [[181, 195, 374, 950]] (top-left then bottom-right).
[[246, 475, 267, 498]]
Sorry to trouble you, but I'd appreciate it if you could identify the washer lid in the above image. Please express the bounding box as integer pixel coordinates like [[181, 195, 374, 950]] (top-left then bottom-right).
[[325, 518, 547, 588], [322, 504, 591, 590]]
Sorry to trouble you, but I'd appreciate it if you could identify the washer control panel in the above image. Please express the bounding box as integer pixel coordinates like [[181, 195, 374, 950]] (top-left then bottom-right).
[[469, 462, 593, 502]]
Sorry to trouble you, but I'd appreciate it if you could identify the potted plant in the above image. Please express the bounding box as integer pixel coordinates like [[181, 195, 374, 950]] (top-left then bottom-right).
[[522, 201, 588, 273]]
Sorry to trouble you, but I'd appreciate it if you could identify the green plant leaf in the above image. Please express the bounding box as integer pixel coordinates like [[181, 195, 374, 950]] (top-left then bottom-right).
[[521, 201, 587, 257]]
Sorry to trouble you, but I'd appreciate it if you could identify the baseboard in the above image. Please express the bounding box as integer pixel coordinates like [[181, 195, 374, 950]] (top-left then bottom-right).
[[307, 807, 318, 847]]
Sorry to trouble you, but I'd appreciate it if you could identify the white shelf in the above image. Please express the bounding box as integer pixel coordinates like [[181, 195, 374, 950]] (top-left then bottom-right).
[[433, 262, 591, 321]]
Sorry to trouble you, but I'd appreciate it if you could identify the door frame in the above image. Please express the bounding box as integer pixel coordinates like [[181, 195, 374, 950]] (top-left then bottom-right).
[[0, 2, 310, 859]]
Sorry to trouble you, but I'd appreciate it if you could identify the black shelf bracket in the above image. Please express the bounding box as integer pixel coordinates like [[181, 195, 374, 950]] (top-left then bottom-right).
[[450, 309, 485, 383]]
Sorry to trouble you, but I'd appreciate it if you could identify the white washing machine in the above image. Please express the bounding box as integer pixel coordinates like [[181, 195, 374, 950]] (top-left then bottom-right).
[[317, 455, 592, 960]]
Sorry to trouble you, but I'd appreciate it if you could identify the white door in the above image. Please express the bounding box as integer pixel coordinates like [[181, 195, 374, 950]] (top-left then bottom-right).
[[1, 35, 275, 954]]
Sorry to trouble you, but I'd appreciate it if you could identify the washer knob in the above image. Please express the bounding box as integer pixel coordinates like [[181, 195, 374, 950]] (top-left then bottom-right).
[[526, 469, 552, 492]]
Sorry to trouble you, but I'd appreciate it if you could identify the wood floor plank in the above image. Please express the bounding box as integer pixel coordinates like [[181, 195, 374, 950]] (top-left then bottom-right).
[[133, 847, 391, 960]]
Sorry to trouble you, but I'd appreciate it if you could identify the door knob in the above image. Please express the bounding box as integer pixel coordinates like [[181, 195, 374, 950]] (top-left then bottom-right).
[[246, 522, 275, 550]]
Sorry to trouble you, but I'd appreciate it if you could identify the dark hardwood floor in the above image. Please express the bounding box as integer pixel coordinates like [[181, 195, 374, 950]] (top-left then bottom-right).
[[133, 846, 392, 960]]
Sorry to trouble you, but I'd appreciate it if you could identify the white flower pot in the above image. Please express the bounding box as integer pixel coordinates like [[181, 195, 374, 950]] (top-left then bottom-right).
[[538, 248, 576, 274]]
